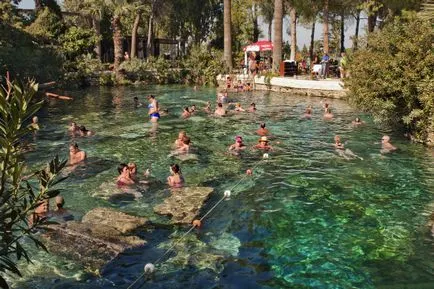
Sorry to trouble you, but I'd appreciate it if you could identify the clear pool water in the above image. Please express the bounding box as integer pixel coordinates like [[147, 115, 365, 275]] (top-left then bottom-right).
[[11, 86, 434, 289]]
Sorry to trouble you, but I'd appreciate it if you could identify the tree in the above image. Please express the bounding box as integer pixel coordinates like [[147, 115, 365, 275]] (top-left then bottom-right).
[[224, 0, 232, 71], [345, 13, 434, 143], [258, 0, 274, 41], [272, 0, 283, 72], [289, 6, 297, 61], [0, 75, 66, 289], [322, 0, 329, 54]]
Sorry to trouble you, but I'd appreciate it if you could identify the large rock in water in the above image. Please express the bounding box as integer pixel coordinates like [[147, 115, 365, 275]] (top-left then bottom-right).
[[154, 187, 214, 224], [42, 207, 148, 271]]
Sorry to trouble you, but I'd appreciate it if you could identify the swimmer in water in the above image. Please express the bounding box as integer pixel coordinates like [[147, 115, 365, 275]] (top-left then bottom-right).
[[234, 103, 245, 112], [352, 117, 365, 126], [176, 136, 191, 154], [256, 123, 270, 136], [147, 95, 160, 123], [304, 106, 313, 118], [204, 101, 212, 113], [323, 108, 334, 119], [254, 136, 273, 151], [117, 163, 135, 187], [249, 102, 257, 112], [334, 135, 363, 160], [228, 135, 247, 152], [174, 131, 187, 148], [30, 116, 40, 130], [182, 106, 191, 119], [381, 135, 397, 154], [217, 90, 228, 103], [69, 143, 86, 165], [28, 199, 50, 227], [69, 121, 80, 135], [79, 125, 94, 136], [214, 103, 226, 116], [52, 195, 74, 221], [167, 163, 184, 188], [134, 97, 143, 108], [190, 104, 197, 113]]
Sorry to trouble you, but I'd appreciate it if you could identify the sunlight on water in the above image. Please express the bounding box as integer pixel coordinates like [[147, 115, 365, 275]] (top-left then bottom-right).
[[11, 86, 434, 289]]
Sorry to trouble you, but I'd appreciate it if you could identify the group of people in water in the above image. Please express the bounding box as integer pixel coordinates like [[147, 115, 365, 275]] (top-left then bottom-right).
[[30, 90, 399, 226]]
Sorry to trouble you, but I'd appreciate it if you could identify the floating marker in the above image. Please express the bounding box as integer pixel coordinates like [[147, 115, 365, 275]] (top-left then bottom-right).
[[263, 153, 269, 159], [192, 219, 201, 228], [144, 263, 155, 274], [224, 190, 231, 198]]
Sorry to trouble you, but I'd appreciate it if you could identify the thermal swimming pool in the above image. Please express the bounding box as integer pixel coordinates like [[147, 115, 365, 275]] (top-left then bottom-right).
[[11, 86, 434, 289]]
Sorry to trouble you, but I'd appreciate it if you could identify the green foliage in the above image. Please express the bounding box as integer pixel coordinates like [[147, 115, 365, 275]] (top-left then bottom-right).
[[183, 45, 225, 86], [345, 13, 434, 142], [119, 57, 182, 84], [0, 76, 66, 289], [0, 1, 23, 27], [0, 23, 62, 83], [63, 54, 106, 87], [25, 7, 65, 43], [61, 26, 100, 60]]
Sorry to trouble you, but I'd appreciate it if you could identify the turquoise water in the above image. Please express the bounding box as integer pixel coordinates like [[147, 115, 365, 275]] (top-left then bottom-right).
[[11, 86, 434, 289]]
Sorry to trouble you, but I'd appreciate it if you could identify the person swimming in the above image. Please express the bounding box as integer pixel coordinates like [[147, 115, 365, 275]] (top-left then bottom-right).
[[176, 136, 191, 154], [234, 103, 245, 112], [304, 106, 313, 118], [256, 123, 270, 136], [214, 103, 226, 116], [217, 90, 228, 103], [79, 125, 94, 136], [52, 195, 74, 221], [352, 117, 365, 126], [334, 135, 363, 160], [204, 101, 212, 113], [167, 163, 184, 188], [117, 163, 135, 187], [381, 135, 397, 153], [147, 95, 160, 122], [174, 131, 188, 148], [69, 143, 86, 165], [28, 199, 50, 227], [30, 116, 40, 130], [69, 121, 80, 135], [190, 104, 197, 113], [182, 107, 191, 119], [249, 103, 257, 112], [323, 108, 334, 119], [254, 136, 273, 151], [228, 135, 247, 152]]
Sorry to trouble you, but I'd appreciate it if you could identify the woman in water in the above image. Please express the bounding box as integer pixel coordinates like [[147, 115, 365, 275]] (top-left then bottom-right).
[[69, 143, 86, 165], [248, 103, 257, 112], [334, 135, 362, 160], [147, 95, 160, 122], [352, 117, 365, 126], [234, 103, 245, 112], [182, 107, 191, 119], [203, 101, 212, 113], [381, 135, 397, 153], [79, 125, 94, 136], [304, 106, 313, 118], [69, 122, 80, 135], [254, 136, 273, 151], [117, 163, 135, 187], [228, 136, 247, 152], [167, 164, 184, 188], [174, 131, 188, 148]]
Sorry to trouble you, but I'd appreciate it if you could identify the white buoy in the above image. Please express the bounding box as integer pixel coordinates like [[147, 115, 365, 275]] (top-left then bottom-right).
[[224, 190, 231, 198], [144, 263, 155, 274], [263, 153, 269, 159]]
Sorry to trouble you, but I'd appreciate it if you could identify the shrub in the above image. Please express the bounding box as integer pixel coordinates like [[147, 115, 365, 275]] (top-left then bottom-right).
[[183, 45, 225, 86], [0, 76, 66, 288], [345, 13, 434, 143], [60, 26, 99, 60]]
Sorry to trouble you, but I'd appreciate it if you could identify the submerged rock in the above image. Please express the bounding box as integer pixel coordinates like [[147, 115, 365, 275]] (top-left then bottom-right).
[[42, 207, 148, 271], [154, 187, 214, 224]]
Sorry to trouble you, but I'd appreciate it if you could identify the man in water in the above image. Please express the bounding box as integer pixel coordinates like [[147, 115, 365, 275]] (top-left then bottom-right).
[[52, 195, 74, 221], [69, 143, 86, 165], [256, 123, 270, 136], [381, 135, 397, 153], [214, 103, 226, 116]]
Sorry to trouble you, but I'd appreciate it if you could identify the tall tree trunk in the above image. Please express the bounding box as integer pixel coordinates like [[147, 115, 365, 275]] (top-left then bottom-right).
[[268, 22, 272, 41], [223, 0, 233, 71], [367, 13, 377, 32], [309, 19, 316, 61], [112, 15, 123, 80], [272, 0, 283, 72], [353, 9, 360, 51], [340, 11, 345, 53], [146, 14, 154, 59], [92, 16, 102, 60], [323, 0, 329, 54], [289, 7, 297, 61], [252, 4, 259, 42], [131, 13, 140, 58]]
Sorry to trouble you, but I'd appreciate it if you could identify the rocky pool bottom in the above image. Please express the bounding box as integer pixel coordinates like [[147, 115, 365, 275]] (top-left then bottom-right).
[[9, 86, 434, 289]]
